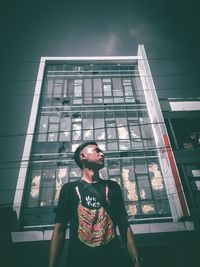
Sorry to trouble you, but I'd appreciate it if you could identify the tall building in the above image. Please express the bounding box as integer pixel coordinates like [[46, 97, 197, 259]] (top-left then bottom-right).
[[161, 97, 200, 229], [13, 45, 192, 237]]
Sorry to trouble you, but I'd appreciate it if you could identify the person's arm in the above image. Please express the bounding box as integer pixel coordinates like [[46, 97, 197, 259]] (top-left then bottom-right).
[[118, 217, 141, 267], [127, 226, 142, 267], [114, 182, 142, 266], [49, 223, 66, 267], [118, 217, 142, 267]]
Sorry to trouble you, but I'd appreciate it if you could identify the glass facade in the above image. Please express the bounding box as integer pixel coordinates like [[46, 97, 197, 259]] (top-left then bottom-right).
[[21, 62, 171, 227]]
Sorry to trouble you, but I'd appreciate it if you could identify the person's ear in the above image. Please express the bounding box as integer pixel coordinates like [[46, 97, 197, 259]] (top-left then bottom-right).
[[80, 152, 87, 161]]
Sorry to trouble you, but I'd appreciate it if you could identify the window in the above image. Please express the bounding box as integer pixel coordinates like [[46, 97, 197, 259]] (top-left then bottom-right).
[[172, 118, 200, 150], [38, 116, 48, 142], [137, 175, 152, 200], [93, 79, 102, 97], [185, 164, 200, 193], [40, 169, 56, 207], [48, 116, 59, 142], [59, 117, 71, 141], [119, 140, 131, 150], [122, 166, 138, 201], [107, 140, 118, 150], [95, 118, 105, 140], [122, 79, 135, 103], [83, 118, 93, 140], [106, 120, 116, 139], [69, 166, 82, 182], [114, 98, 124, 103], [54, 79, 63, 98], [112, 78, 123, 97], [84, 79, 92, 103], [116, 118, 129, 140], [195, 181, 200, 190], [102, 78, 112, 99], [141, 202, 155, 215], [72, 122, 82, 141], [28, 169, 42, 207], [192, 169, 200, 177], [103, 84, 112, 97], [73, 79, 82, 104], [54, 168, 68, 204]]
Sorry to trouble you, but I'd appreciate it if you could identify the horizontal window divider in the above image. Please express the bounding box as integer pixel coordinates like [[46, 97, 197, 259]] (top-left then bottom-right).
[[47, 74, 139, 78], [42, 103, 147, 109], [32, 159, 74, 164], [41, 108, 148, 114], [30, 155, 158, 164], [47, 69, 138, 73], [33, 152, 72, 156]]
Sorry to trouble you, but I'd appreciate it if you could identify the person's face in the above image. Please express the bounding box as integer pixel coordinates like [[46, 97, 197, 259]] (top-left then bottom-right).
[[80, 145, 104, 170]]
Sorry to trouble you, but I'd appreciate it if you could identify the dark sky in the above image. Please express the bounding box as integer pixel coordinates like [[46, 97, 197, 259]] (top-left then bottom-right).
[[0, 0, 200, 204]]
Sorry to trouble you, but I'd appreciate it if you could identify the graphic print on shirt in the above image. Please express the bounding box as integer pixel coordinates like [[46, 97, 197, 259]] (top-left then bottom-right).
[[75, 186, 115, 247], [85, 195, 100, 208]]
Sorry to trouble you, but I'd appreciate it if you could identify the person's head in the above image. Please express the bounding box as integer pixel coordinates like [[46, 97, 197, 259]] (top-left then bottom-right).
[[74, 141, 104, 171]]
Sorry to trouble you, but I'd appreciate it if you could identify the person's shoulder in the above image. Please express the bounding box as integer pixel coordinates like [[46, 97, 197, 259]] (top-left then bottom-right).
[[61, 180, 80, 191], [102, 179, 121, 189]]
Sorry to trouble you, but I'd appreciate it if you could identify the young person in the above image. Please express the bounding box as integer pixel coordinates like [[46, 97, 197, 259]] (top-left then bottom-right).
[[49, 141, 142, 267]]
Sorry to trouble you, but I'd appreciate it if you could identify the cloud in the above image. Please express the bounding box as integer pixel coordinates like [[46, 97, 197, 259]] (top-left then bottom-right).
[[105, 32, 118, 55]]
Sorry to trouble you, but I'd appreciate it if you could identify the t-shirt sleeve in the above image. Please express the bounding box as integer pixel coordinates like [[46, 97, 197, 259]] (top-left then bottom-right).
[[112, 182, 130, 246], [112, 182, 128, 219], [54, 183, 71, 225]]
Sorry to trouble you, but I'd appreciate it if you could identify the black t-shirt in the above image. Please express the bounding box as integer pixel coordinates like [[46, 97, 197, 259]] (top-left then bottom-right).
[[55, 178, 128, 267]]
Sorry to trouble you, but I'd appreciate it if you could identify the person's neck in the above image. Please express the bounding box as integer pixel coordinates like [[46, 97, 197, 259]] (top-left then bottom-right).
[[81, 168, 100, 184]]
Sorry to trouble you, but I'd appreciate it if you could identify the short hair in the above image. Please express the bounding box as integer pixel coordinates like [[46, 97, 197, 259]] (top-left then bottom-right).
[[74, 141, 98, 169]]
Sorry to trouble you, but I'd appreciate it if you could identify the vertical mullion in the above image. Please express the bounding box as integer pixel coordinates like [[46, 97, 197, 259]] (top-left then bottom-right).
[[130, 78, 135, 101], [38, 167, 44, 208], [83, 78, 85, 104], [91, 77, 94, 104], [137, 109, 145, 151], [52, 167, 57, 208]]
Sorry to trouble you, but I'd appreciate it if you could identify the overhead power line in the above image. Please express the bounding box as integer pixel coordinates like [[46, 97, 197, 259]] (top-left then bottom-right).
[[0, 56, 199, 63], [1, 72, 200, 82], [0, 182, 183, 194], [3, 86, 200, 97], [0, 144, 175, 168], [0, 120, 166, 138]]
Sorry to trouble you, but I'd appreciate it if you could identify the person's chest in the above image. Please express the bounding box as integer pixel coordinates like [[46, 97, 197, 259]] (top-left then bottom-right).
[[68, 183, 118, 215]]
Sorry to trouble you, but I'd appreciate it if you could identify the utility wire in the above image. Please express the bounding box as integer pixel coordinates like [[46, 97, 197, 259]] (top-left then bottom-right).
[[1, 72, 200, 82], [0, 177, 185, 196], [3, 86, 200, 97], [0, 183, 183, 194], [0, 56, 199, 63], [0, 144, 164, 162], [0, 121, 167, 138], [0, 144, 176, 168]]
